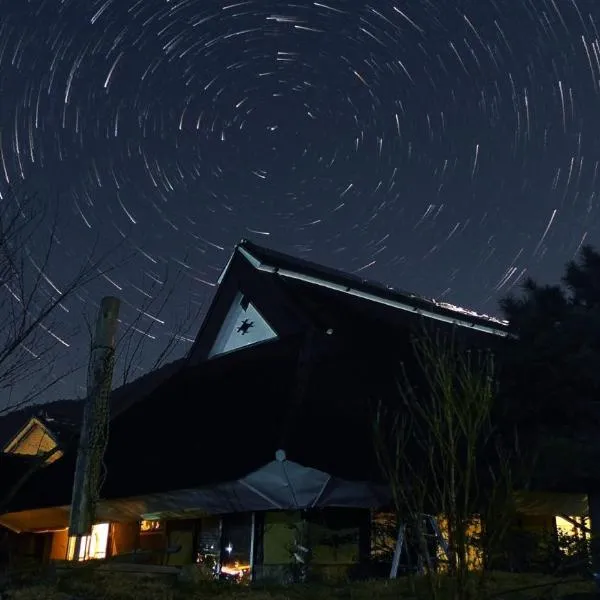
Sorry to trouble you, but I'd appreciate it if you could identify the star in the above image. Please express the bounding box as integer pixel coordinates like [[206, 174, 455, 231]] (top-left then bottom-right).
[[3, 0, 596, 405], [236, 319, 254, 335]]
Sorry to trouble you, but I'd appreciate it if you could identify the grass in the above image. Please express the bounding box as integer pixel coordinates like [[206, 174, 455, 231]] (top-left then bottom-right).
[[1, 570, 596, 600]]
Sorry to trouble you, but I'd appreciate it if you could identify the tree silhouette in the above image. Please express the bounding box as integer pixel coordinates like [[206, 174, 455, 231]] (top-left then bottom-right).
[[0, 189, 113, 413], [499, 245, 600, 487]]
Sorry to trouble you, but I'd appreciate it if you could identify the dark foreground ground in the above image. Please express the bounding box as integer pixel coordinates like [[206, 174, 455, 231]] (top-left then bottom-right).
[[0, 570, 596, 600]]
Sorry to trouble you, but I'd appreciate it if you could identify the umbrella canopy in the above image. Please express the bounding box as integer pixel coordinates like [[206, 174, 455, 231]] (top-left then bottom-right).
[[237, 451, 389, 510]]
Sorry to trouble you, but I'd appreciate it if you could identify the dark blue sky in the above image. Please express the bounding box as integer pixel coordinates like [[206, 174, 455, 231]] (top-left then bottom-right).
[[1, 0, 599, 402]]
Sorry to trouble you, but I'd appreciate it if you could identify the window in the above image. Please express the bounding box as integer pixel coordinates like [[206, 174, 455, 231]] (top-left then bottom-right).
[[67, 523, 110, 560], [209, 293, 277, 358], [140, 519, 164, 534]]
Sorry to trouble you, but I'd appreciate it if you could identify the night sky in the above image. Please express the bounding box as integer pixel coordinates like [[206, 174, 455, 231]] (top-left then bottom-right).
[[2, 0, 600, 401]]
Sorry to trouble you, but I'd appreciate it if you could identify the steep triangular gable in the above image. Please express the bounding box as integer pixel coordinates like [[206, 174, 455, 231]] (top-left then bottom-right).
[[3, 417, 62, 464], [188, 246, 315, 364], [209, 292, 278, 358]]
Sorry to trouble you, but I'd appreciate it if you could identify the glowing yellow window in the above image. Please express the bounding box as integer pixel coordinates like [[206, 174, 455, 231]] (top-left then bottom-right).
[[67, 523, 110, 561]]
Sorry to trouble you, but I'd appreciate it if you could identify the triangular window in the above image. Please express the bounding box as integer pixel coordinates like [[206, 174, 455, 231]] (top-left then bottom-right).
[[209, 292, 278, 358]]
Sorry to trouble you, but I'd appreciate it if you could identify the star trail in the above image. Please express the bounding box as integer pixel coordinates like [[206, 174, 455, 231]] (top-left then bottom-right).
[[2, 0, 600, 400]]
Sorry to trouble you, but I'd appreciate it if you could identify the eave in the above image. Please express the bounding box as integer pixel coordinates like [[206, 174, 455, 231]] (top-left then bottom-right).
[[235, 244, 510, 338]]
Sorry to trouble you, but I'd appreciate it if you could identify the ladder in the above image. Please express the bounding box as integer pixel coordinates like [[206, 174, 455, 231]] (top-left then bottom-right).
[[389, 515, 450, 578]]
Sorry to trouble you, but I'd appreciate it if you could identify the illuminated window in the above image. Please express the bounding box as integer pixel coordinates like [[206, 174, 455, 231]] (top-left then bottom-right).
[[556, 515, 590, 547], [209, 293, 277, 358], [140, 519, 164, 534], [67, 523, 110, 561]]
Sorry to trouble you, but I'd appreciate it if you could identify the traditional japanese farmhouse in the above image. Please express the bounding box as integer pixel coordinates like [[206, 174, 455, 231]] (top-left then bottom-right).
[[0, 239, 569, 580]]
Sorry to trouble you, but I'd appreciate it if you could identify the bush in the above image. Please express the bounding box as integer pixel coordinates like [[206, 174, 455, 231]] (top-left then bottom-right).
[[1, 569, 596, 600]]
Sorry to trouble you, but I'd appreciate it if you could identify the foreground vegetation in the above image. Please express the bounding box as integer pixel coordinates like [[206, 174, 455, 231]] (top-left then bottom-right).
[[1, 570, 595, 600]]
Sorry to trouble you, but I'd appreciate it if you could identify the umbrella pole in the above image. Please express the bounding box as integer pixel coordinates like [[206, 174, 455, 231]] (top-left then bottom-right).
[[249, 512, 257, 582]]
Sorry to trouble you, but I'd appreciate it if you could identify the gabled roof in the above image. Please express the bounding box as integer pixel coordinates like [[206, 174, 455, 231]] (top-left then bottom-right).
[[0, 242, 513, 516], [108, 358, 186, 419], [0, 399, 81, 451], [189, 239, 509, 363], [236, 239, 509, 333], [3, 417, 59, 454]]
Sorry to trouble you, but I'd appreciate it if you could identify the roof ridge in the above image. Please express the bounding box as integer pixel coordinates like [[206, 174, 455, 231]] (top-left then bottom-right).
[[237, 239, 509, 336]]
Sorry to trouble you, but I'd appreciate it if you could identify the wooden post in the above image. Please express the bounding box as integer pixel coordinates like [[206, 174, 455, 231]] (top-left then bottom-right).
[[68, 297, 120, 560]]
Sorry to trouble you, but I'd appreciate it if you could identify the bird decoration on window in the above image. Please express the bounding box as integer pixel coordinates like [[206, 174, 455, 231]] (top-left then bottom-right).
[[236, 319, 254, 335]]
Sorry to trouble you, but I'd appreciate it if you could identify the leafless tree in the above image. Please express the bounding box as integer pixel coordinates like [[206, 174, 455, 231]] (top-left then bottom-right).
[[0, 188, 119, 414], [75, 261, 202, 394], [0, 183, 204, 414], [374, 329, 518, 600], [113, 263, 202, 388]]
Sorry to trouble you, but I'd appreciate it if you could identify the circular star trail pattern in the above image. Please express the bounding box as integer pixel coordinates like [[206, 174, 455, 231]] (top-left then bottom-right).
[[2, 0, 600, 395]]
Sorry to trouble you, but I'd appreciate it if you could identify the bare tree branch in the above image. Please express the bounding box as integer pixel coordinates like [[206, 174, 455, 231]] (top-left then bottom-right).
[[0, 187, 126, 414], [373, 327, 518, 600], [106, 257, 203, 388]]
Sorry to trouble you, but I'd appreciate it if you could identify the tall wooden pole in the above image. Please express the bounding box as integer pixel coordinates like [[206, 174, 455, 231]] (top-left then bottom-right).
[[68, 297, 120, 560]]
